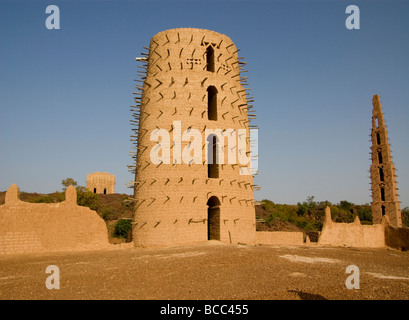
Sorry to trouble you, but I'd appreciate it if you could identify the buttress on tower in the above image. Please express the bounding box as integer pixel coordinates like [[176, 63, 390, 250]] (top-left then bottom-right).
[[130, 28, 258, 247], [370, 94, 402, 227]]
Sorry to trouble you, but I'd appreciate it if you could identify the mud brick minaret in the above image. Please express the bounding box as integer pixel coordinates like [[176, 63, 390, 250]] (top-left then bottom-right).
[[370, 95, 402, 227], [129, 28, 258, 247]]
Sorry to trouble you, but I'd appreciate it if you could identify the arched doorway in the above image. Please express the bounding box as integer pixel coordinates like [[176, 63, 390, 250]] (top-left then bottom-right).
[[207, 196, 221, 240]]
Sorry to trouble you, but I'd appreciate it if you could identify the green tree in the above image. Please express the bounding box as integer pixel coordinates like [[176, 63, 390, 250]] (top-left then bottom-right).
[[62, 178, 77, 191], [113, 219, 132, 238], [339, 200, 354, 212], [297, 196, 317, 217], [356, 205, 373, 224], [296, 201, 308, 217], [261, 199, 275, 213], [318, 200, 332, 208], [76, 186, 99, 211], [306, 196, 317, 209], [330, 205, 353, 223]]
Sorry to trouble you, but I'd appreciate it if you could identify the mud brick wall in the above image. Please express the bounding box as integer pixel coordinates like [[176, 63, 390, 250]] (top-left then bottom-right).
[[318, 207, 385, 248], [0, 184, 109, 254], [384, 218, 409, 251]]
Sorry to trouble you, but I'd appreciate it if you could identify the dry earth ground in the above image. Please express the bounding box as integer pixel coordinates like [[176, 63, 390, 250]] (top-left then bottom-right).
[[1, 241, 409, 300]]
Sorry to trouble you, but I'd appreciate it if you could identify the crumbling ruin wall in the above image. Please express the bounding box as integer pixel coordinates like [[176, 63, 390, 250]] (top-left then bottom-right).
[[318, 207, 385, 248], [0, 184, 110, 254], [384, 216, 409, 251]]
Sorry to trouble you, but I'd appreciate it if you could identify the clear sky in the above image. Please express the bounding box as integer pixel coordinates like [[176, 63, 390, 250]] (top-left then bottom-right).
[[1, 0, 408, 208]]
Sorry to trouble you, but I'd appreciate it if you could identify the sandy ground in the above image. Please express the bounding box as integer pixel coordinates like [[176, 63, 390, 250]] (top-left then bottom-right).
[[1, 241, 409, 300]]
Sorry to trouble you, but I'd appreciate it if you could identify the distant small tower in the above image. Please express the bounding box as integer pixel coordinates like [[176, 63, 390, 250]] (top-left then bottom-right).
[[86, 172, 115, 194], [370, 95, 402, 227]]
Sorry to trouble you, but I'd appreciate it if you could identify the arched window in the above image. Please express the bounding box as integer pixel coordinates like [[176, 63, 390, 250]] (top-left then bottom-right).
[[206, 46, 215, 72], [207, 86, 217, 121], [381, 205, 386, 216]]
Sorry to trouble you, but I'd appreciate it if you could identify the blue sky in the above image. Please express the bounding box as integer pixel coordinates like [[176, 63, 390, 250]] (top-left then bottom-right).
[[0, 0, 408, 208]]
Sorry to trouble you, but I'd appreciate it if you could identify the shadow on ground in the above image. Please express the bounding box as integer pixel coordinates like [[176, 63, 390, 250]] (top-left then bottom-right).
[[287, 290, 327, 300]]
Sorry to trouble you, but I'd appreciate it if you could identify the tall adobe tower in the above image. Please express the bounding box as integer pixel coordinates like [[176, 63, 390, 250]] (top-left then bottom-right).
[[130, 28, 258, 247], [370, 95, 402, 227]]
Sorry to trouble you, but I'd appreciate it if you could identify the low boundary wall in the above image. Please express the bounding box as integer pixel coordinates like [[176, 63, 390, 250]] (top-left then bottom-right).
[[318, 207, 385, 248], [0, 184, 110, 254]]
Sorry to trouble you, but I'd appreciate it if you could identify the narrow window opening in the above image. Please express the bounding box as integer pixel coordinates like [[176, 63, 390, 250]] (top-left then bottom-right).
[[379, 168, 385, 182], [381, 187, 385, 201], [207, 86, 217, 121], [375, 117, 379, 128], [381, 205, 386, 216], [208, 135, 219, 178], [206, 46, 215, 72], [93, 188, 97, 194], [376, 132, 381, 145], [378, 151, 383, 164], [103, 188, 107, 195]]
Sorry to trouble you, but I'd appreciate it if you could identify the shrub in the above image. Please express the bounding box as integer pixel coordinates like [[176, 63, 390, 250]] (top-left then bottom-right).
[[113, 219, 132, 238], [261, 199, 275, 213], [76, 186, 99, 211], [62, 178, 77, 191], [100, 206, 115, 221], [356, 205, 373, 223], [339, 200, 354, 212], [288, 215, 322, 231], [264, 213, 280, 225], [54, 191, 65, 202], [28, 195, 53, 203], [330, 206, 353, 223]]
